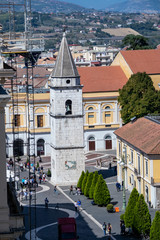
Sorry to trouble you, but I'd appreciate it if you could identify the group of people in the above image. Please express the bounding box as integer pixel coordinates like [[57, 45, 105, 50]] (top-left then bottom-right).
[[69, 185, 82, 195], [74, 199, 82, 212], [102, 222, 112, 237]]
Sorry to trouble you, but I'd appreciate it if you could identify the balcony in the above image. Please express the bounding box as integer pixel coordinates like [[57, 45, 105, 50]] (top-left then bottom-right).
[[151, 177, 160, 186]]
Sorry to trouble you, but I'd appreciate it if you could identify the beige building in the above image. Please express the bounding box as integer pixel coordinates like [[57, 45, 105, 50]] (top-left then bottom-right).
[[114, 116, 160, 209]]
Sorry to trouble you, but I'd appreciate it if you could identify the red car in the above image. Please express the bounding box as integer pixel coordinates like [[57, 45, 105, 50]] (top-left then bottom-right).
[[58, 218, 78, 240]]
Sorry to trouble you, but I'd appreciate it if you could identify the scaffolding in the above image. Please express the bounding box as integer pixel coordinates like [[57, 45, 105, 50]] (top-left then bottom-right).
[[0, 0, 44, 238]]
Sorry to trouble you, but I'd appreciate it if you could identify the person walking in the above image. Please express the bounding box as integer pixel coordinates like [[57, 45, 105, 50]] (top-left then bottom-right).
[[107, 222, 112, 237], [77, 199, 81, 211], [44, 197, 49, 208], [74, 201, 78, 212], [69, 185, 73, 195], [102, 222, 107, 236]]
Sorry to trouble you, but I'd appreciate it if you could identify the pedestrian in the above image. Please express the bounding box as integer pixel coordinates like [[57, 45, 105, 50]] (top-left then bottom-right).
[[24, 189, 28, 200], [74, 201, 78, 212], [55, 203, 59, 209], [44, 197, 49, 208], [102, 222, 106, 236], [77, 199, 81, 211], [107, 222, 112, 235], [54, 185, 57, 194], [43, 173, 46, 182], [69, 185, 73, 195], [39, 174, 42, 184], [29, 191, 33, 200], [122, 181, 124, 191]]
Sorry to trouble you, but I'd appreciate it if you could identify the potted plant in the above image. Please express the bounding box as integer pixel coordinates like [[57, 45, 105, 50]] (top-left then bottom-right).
[[107, 204, 114, 213], [47, 169, 51, 177]]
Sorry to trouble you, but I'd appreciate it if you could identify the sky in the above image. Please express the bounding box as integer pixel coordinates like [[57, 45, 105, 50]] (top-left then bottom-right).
[[59, 0, 124, 10]]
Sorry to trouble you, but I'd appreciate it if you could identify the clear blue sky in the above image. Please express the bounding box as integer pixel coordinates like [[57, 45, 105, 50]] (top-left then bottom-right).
[[59, 0, 124, 10]]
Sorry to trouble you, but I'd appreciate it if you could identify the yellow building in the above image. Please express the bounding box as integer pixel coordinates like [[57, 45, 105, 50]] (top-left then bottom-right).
[[112, 49, 160, 90], [114, 116, 160, 208]]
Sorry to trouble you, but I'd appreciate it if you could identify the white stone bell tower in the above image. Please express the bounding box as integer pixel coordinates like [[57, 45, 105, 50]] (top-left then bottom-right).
[[49, 33, 85, 185]]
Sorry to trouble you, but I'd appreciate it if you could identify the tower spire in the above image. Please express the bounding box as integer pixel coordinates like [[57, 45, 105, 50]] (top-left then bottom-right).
[[51, 33, 79, 78]]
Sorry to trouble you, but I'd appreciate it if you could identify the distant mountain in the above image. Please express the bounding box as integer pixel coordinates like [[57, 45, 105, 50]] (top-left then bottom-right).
[[107, 0, 160, 13], [14, 0, 86, 13]]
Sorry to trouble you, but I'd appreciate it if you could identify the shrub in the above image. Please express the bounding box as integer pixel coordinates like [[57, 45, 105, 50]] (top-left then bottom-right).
[[77, 171, 85, 189], [84, 172, 94, 197], [93, 174, 110, 206], [37, 162, 39, 168], [124, 188, 139, 227], [150, 211, 160, 240], [107, 204, 114, 212], [81, 170, 89, 193], [133, 194, 151, 237], [89, 171, 99, 199], [47, 169, 51, 177]]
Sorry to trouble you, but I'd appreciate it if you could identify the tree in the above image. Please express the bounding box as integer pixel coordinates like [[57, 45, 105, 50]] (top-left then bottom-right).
[[93, 174, 110, 206], [133, 194, 151, 237], [77, 171, 85, 188], [118, 72, 160, 124], [124, 188, 139, 228], [122, 34, 151, 50], [81, 170, 89, 193], [150, 211, 160, 240], [89, 171, 99, 199], [84, 172, 94, 197]]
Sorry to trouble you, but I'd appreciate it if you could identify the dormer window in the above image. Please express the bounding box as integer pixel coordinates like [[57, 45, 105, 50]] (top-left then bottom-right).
[[65, 100, 72, 115]]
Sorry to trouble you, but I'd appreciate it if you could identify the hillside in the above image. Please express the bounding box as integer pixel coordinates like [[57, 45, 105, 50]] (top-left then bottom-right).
[[13, 0, 86, 13], [107, 0, 160, 13]]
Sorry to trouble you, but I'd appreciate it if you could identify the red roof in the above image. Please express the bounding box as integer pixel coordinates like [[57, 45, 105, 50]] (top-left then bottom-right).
[[114, 117, 160, 155], [78, 66, 128, 93], [120, 49, 160, 74]]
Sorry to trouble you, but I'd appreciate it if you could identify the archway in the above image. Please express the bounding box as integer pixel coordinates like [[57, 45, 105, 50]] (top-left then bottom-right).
[[88, 136, 95, 151], [105, 136, 112, 150], [37, 139, 45, 156], [13, 139, 24, 156]]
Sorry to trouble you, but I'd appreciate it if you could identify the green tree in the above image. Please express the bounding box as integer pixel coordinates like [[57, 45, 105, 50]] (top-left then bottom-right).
[[84, 172, 94, 197], [118, 72, 160, 124], [133, 194, 151, 237], [93, 174, 110, 206], [124, 188, 139, 227], [77, 171, 85, 188], [122, 34, 151, 50], [89, 171, 99, 199], [150, 211, 160, 240], [81, 170, 89, 193]]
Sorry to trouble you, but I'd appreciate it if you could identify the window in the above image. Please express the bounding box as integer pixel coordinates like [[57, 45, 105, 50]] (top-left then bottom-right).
[[37, 115, 43, 127], [105, 106, 110, 109], [131, 150, 133, 164], [119, 142, 121, 157], [65, 100, 72, 115], [123, 146, 127, 162], [88, 107, 93, 110], [105, 113, 111, 117], [145, 159, 148, 176], [14, 114, 20, 127], [66, 79, 70, 84], [138, 155, 140, 174], [88, 114, 94, 118]]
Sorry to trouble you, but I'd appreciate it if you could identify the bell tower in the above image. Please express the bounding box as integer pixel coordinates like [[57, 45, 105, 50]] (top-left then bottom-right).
[[49, 33, 85, 185]]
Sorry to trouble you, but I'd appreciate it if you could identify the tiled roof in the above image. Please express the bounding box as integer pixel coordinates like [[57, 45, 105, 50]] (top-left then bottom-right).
[[114, 117, 160, 155], [120, 49, 160, 74], [78, 66, 128, 93]]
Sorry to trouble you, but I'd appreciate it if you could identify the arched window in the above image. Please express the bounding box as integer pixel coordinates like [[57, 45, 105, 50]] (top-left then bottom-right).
[[105, 106, 110, 109], [105, 136, 112, 150], [13, 139, 24, 156], [65, 100, 72, 115], [88, 107, 93, 110], [88, 136, 95, 151], [37, 139, 45, 156]]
